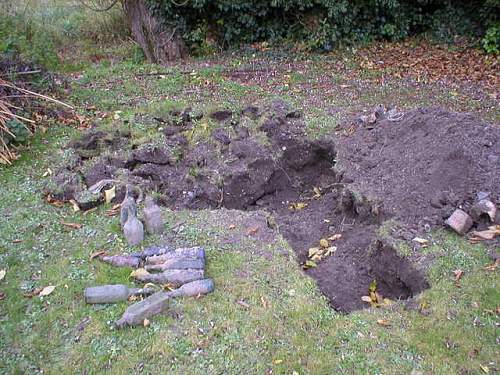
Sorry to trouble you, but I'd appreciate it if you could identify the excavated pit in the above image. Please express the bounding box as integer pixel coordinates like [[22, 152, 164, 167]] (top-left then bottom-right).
[[46, 101, 500, 312]]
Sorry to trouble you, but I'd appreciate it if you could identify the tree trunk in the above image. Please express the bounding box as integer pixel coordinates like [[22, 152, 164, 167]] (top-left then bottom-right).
[[122, 0, 186, 63]]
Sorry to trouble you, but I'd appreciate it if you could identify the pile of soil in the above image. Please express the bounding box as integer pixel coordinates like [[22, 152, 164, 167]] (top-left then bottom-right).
[[45, 101, 499, 312]]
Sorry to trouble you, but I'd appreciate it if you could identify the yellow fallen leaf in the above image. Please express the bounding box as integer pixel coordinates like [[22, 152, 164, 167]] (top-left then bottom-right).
[[0, 269, 5, 281], [273, 359, 283, 365], [104, 186, 116, 204], [313, 186, 322, 199], [288, 202, 308, 211], [308, 247, 320, 257], [412, 237, 428, 246], [303, 260, 317, 269], [143, 318, 150, 327], [319, 238, 329, 248], [369, 279, 377, 293], [480, 364, 489, 374], [39, 285, 56, 297]]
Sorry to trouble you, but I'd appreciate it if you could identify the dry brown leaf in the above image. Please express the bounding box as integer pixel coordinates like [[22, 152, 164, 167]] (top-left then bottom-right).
[[39, 285, 56, 297], [484, 259, 499, 271], [288, 202, 308, 211], [261, 296, 269, 309], [376, 319, 391, 327], [90, 250, 106, 260], [46, 195, 65, 207], [0, 291, 5, 300], [247, 227, 259, 235], [361, 296, 373, 303], [12, 239, 23, 243], [319, 238, 329, 248], [61, 221, 82, 230], [69, 199, 80, 212], [130, 268, 150, 279], [328, 234, 342, 241], [453, 269, 464, 283], [412, 237, 429, 246], [0, 269, 5, 281], [143, 318, 150, 327]]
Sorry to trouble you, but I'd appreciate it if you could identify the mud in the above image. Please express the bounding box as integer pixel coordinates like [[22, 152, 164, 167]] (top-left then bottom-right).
[[46, 101, 499, 312]]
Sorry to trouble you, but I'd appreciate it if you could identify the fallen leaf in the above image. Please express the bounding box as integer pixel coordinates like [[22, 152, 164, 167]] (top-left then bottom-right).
[[228, 224, 236, 229], [319, 238, 329, 248], [453, 269, 464, 283], [104, 185, 116, 204], [12, 239, 23, 243], [247, 227, 259, 235], [0, 269, 5, 281], [23, 287, 42, 298], [42, 168, 53, 177], [303, 260, 317, 269], [90, 250, 106, 260], [313, 186, 322, 199], [308, 247, 321, 258], [273, 359, 283, 365], [61, 221, 82, 230], [105, 204, 120, 217], [484, 259, 499, 271], [377, 319, 391, 327], [288, 202, 308, 211], [143, 318, 150, 327], [361, 296, 373, 303], [480, 364, 490, 374], [328, 234, 342, 241], [69, 199, 80, 212], [412, 237, 429, 246], [46, 195, 65, 207], [0, 291, 5, 300], [261, 296, 269, 309], [39, 285, 56, 297], [237, 300, 250, 308]]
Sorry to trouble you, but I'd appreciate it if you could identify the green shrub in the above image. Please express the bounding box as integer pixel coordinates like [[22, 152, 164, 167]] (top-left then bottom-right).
[[482, 24, 500, 54], [148, 0, 499, 53]]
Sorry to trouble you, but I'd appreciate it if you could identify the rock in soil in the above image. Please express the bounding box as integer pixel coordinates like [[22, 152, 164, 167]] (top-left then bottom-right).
[[445, 209, 474, 235]]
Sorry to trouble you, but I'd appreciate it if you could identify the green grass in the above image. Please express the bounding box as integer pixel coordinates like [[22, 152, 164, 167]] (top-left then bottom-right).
[[1, 44, 499, 374]]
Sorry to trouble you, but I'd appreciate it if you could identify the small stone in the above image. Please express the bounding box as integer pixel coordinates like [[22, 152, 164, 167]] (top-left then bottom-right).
[[445, 209, 473, 235], [470, 199, 497, 222]]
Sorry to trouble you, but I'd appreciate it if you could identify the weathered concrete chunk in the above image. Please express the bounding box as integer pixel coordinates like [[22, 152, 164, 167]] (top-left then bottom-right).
[[145, 247, 205, 265], [470, 199, 497, 222], [445, 209, 473, 235], [144, 196, 164, 235], [84, 285, 154, 304], [145, 258, 205, 272]]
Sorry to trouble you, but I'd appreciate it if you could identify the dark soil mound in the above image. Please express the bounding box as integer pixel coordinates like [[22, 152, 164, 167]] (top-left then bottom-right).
[[46, 102, 499, 312], [336, 107, 500, 234]]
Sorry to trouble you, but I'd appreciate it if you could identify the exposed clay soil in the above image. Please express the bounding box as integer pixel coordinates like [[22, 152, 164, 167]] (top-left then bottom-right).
[[46, 101, 499, 312]]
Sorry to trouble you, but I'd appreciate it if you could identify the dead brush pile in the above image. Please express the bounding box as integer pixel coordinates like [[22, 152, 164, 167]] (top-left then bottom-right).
[[0, 77, 71, 165]]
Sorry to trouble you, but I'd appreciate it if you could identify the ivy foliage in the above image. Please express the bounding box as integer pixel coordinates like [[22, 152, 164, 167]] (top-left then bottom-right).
[[147, 0, 499, 53]]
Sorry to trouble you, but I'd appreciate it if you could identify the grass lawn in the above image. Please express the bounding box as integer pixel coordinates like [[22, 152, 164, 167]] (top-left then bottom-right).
[[0, 45, 499, 374]]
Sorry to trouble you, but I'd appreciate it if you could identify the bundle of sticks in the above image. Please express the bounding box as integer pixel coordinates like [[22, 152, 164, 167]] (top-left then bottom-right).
[[0, 78, 72, 164]]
